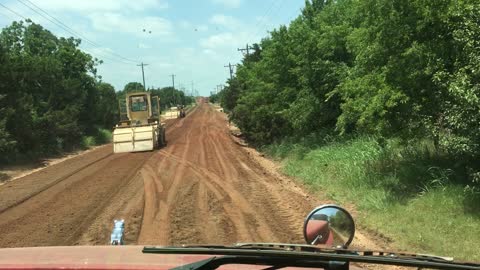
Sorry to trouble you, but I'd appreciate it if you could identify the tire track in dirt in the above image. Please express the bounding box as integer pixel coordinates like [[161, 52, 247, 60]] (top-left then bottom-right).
[[138, 106, 205, 245], [0, 114, 186, 247], [0, 151, 153, 247], [137, 102, 317, 246], [0, 145, 114, 214]]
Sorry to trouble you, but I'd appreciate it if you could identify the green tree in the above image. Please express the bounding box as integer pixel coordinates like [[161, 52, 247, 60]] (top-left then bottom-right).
[[123, 82, 144, 93], [96, 82, 118, 128], [0, 20, 116, 162], [149, 87, 194, 110], [221, 0, 480, 188]]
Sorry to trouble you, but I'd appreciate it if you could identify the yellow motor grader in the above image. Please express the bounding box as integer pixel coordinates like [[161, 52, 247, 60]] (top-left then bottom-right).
[[113, 92, 166, 153]]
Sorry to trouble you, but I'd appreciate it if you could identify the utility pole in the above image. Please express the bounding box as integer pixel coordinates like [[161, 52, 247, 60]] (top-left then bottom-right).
[[238, 43, 254, 56], [170, 74, 176, 106], [224, 62, 237, 80], [191, 81, 194, 97], [137, 62, 149, 90]]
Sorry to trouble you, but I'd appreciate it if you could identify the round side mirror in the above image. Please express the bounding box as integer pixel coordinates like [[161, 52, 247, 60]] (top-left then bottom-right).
[[303, 204, 355, 248]]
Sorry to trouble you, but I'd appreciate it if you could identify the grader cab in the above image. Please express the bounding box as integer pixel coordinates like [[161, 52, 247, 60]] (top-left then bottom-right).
[[113, 92, 166, 153]]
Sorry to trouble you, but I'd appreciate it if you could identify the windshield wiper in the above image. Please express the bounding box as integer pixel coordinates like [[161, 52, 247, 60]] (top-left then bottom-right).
[[143, 244, 480, 270], [168, 255, 348, 270]]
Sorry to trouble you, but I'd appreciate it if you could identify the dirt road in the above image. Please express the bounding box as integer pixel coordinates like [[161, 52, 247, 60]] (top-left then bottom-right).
[[0, 102, 320, 247]]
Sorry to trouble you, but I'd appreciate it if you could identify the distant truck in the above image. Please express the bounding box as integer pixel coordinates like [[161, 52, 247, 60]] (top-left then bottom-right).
[[112, 92, 166, 153]]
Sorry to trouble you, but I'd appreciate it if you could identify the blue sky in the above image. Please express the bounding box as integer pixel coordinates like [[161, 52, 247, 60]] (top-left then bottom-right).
[[0, 0, 306, 96]]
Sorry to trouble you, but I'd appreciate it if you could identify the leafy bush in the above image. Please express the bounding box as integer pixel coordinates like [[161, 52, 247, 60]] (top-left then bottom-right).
[[81, 136, 96, 149], [94, 128, 112, 145], [80, 128, 112, 149]]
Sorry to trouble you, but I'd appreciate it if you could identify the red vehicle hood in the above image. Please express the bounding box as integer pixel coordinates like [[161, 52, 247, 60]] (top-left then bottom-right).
[[0, 246, 316, 270]]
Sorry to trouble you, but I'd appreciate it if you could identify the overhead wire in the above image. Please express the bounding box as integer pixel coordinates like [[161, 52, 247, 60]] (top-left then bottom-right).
[[0, 2, 27, 20], [12, 0, 139, 64], [0, 7, 18, 21], [249, 0, 286, 42], [22, 0, 139, 64], [1, 3, 133, 67], [287, 6, 303, 23], [22, 0, 99, 45], [246, 0, 277, 42], [15, 0, 137, 64]]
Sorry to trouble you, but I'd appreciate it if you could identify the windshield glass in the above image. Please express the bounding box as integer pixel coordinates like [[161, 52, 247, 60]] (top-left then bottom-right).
[[0, 0, 478, 267], [130, 96, 148, 112]]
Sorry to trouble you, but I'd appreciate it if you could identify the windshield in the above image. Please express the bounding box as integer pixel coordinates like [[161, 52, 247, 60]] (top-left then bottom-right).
[[0, 0, 479, 268], [130, 96, 148, 112]]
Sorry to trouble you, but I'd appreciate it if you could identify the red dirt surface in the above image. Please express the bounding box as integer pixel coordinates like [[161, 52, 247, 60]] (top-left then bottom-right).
[[137, 103, 315, 245], [0, 102, 370, 249]]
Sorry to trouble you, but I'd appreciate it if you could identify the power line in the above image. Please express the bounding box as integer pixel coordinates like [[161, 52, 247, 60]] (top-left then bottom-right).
[[238, 43, 254, 56], [13, 0, 138, 64], [81, 48, 132, 65], [248, 0, 286, 42], [0, 3, 125, 65], [261, 0, 287, 32], [246, 0, 276, 41], [17, 0, 138, 63], [287, 7, 302, 23], [137, 62, 149, 89], [0, 3, 27, 20], [170, 74, 176, 105], [1, 3, 133, 66], [253, 0, 276, 30], [257, 0, 285, 39], [224, 63, 237, 80], [0, 7, 18, 21], [191, 81, 194, 97], [22, 0, 97, 45]]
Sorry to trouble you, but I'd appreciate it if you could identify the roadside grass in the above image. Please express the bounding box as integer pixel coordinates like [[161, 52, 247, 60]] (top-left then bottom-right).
[[81, 128, 112, 149], [264, 136, 480, 261]]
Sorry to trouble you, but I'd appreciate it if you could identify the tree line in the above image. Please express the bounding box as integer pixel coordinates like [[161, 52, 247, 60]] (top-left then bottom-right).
[[117, 82, 195, 111], [215, 0, 480, 188], [0, 20, 119, 162], [0, 20, 194, 163]]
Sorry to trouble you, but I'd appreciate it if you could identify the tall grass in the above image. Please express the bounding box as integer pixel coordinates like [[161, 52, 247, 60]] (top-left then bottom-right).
[[265, 136, 480, 261], [81, 128, 112, 149]]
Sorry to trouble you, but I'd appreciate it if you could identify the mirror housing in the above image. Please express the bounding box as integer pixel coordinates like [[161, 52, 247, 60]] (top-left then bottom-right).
[[303, 204, 355, 248]]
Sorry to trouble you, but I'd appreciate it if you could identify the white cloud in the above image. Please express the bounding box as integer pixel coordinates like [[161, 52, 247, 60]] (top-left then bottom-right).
[[176, 47, 196, 58], [88, 13, 172, 37], [211, 0, 242, 9], [155, 62, 174, 69], [179, 20, 192, 29], [179, 20, 209, 32], [209, 14, 240, 30], [199, 29, 263, 53], [29, 0, 168, 13], [200, 32, 235, 49], [197, 25, 209, 32], [203, 49, 215, 55], [138, 43, 152, 49]]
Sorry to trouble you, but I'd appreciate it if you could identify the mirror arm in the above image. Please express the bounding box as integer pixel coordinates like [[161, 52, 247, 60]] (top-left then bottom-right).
[[311, 234, 323, 245]]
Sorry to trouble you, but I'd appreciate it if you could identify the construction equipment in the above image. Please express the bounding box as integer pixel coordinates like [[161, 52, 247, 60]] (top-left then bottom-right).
[[113, 92, 166, 153], [178, 105, 186, 118]]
